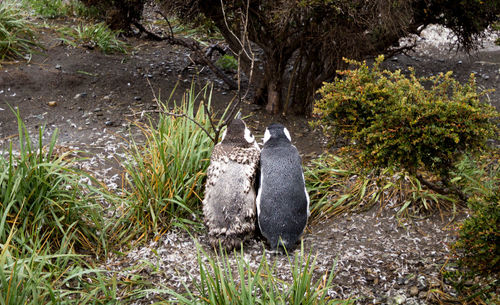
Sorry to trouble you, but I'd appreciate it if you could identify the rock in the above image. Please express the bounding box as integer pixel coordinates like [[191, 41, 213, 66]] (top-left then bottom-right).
[[390, 294, 406, 304], [458, 60, 463, 64], [105, 120, 114, 126], [134, 96, 142, 101], [94, 108, 102, 112], [409, 286, 419, 296], [417, 275, 427, 290], [48, 101, 57, 107], [391, 57, 398, 61], [55, 64, 61, 70]]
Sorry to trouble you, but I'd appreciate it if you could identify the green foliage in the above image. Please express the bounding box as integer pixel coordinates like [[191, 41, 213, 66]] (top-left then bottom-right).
[[58, 22, 126, 54], [0, 0, 38, 60], [305, 153, 454, 220], [216, 54, 238, 71], [452, 152, 500, 274], [0, 110, 107, 255], [123, 84, 216, 234], [23, 0, 66, 18], [153, 242, 351, 305], [454, 198, 499, 273], [314, 56, 499, 180]]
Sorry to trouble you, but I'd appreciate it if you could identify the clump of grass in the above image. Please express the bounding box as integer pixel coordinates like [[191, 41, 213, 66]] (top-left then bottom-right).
[[0, 110, 107, 255], [305, 152, 455, 222], [142, 242, 351, 304], [23, 0, 66, 18], [123, 84, 217, 235], [59, 22, 126, 54], [0, 0, 38, 60]]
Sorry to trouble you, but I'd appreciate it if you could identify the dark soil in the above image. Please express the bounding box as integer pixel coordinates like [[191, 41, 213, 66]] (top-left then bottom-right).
[[1, 17, 499, 304]]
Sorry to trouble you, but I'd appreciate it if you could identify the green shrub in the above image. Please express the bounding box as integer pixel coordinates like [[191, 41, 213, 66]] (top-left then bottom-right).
[[454, 198, 499, 274], [0, 0, 38, 60], [216, 54, 238, 71], [59, 22, 126, 54], [123, 84, 217, 234], [314, 56, 499, 197], [23, 0, 66, 18]]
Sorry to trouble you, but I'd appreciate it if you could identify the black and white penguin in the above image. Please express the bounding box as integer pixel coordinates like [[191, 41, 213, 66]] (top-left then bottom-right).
[[203, 117, 260, 250], [257, 123, 309, 251]]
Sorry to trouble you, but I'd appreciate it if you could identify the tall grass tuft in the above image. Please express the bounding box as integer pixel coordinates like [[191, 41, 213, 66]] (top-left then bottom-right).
[[160, 242, 351, 304], [0, 0, 38, 60], [58, 22, 126, 54], [0, 110, 107, 255], [305, 153, 455, 222], [123, 84, 217, 235]]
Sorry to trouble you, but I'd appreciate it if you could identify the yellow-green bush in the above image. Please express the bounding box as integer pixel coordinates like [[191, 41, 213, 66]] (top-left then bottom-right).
[[314, 56, 499, 182]]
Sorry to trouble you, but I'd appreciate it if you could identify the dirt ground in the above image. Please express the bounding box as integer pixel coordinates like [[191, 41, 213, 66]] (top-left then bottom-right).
[[1, 18, 499, 304]]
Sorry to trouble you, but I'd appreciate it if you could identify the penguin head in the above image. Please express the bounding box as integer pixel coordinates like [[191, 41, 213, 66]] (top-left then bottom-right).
[[263, 123, 292, 145], [220, 118, 256, 147]]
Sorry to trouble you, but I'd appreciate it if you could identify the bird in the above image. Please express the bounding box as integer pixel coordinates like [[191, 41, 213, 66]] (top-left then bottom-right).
[[257, 123, 309, 252], [203, 116, 260, 250]]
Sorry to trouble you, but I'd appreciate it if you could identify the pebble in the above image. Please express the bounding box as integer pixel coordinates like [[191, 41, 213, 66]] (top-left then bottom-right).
[[134, 96, 142, 101], [105, 120, 114, 126], [391, 294, 406, 304], [418, 291, 427, 299], [409, 286, 419, 296], [48, 101, 57, 107], [55, 64, 61, 70]]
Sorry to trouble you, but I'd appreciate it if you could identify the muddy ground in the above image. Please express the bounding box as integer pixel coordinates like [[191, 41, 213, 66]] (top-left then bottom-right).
[[0, 17, 499, 304]]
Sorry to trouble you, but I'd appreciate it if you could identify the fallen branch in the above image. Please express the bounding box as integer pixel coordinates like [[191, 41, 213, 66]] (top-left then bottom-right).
[[415, 173, 468, 204], [132, 20, 238, 90]]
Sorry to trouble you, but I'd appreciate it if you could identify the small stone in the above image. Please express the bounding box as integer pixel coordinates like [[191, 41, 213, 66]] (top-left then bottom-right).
[[458, 60, 463, 64], [105, 120, 114, 126], [482, 74, 489, 80], [94, 108, 102, 112], [102, 95, 111, 101], [48, 101, 57, 107], [55, 64, 61, 70], [418, 291, 427, 299], [392, 294, 406, 304], [134, 96, 142, 101], [391, 57, 398, 61], [417, 275, 427, 290], [409, 286, 419, 296], [147, 74, 153, 78]]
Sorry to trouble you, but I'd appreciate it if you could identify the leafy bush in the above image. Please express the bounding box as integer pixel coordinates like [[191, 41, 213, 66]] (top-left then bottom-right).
[[0, 0, 38, 60], [58, 22, 126, 54], [314, 56, 499, 197], [454, 198, 499, 274], [123, 84, 216, 234], [216, 54, 238, 71]]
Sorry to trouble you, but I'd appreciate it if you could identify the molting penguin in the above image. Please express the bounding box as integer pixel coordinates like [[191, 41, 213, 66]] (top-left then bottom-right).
[[203, 117, 260, 250], [257, 123, 309, 251]]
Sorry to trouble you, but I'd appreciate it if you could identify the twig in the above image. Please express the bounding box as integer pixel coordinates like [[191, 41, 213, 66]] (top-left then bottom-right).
[[415, 173, 468, 204]]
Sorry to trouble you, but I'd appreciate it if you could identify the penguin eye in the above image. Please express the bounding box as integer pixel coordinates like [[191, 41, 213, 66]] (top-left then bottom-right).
[[263, 129, 271, 144], [283, 128, 292, 142], [244, 128, 255, 143]]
